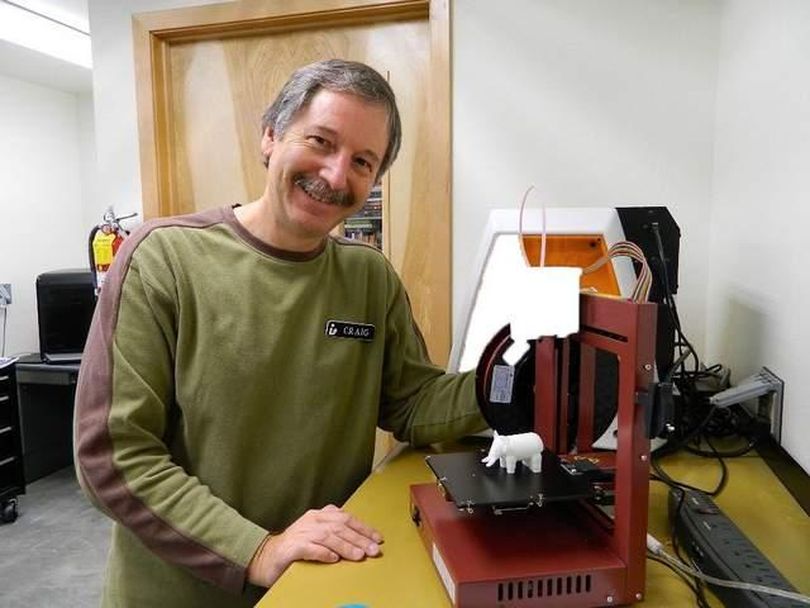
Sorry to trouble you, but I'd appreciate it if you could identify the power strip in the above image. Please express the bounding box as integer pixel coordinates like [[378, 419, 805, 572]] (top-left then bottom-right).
[[668, 488, 803, 608]]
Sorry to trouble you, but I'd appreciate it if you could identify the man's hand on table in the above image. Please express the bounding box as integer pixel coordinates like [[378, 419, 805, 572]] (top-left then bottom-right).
[[247, 504, 384, 588]]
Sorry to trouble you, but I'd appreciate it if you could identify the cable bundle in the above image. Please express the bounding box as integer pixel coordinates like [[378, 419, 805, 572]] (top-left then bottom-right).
[[582, 241, 653, 303], [516, 185, 651, 301]]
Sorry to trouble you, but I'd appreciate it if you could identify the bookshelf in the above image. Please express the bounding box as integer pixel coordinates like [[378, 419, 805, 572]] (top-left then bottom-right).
[[343, 183, 384, 250]]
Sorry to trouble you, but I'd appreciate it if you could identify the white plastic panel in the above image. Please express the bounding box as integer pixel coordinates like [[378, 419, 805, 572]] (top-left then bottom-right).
[[449, 208, 632, 372]]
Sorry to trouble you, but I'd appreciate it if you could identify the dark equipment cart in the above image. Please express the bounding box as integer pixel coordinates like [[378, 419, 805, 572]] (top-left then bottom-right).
[[0, 362, 25, 523]]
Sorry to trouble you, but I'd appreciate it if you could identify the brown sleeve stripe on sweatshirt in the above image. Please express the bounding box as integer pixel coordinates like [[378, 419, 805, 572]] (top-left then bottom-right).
[[74, 207, 247, 592]]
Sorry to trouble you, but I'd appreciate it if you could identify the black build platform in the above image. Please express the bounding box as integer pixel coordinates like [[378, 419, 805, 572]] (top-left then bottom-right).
[[425, 450, 594, 511]]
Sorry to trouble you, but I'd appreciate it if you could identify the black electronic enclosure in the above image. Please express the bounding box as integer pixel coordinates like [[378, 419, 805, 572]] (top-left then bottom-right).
[[616, 207, 681, 379], [36, 269, 96, 363]]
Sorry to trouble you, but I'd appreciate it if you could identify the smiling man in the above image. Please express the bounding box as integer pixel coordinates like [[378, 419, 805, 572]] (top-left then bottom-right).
[[239, 86, 390, 251], [74, 59, 487, 607]]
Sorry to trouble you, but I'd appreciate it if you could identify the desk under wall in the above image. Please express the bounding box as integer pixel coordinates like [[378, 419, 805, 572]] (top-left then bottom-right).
[[258, 444, 810, 607], [15, 354, 80, 483]]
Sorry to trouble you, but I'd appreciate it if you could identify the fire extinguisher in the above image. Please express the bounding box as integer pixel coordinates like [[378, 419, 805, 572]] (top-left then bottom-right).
[[88, 207, 138, 295]]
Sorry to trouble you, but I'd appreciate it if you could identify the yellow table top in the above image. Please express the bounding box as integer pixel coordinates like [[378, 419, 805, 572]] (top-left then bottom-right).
[[257, 444, 810, 607]]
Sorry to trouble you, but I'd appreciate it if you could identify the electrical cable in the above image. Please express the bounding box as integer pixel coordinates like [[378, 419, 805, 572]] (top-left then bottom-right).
[[650, 450, 728, 498], [666, 344, 694, 383], [652, 223, 696, 354], [693, 568, 712, 608], [645, 222, 754, 608], [650, 445, 728, 603], [647, 534, 810, 605], [669, 482, 690, 565], [702, 435, 729, 496], [648, 222, 758, 465], [649, 469, 726, 600], [650, 222, 710, 427], [652, 430, 791, 602], [1, 305, 6, 357], [660, 402, 757, 463], [699, 404, 762, 453], [648, 402, 759, 607], [683, 438, 758, 459], [646, 553, 711, 608], [517, 191, 653, 299], [644, 221, 797, 604], [655, 404, 721, 459], [582, 240, 652, 302]]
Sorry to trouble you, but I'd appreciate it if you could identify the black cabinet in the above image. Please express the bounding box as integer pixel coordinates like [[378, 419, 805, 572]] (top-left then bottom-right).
[[0, 363, 25, 523], [15, 354, 79, 483]]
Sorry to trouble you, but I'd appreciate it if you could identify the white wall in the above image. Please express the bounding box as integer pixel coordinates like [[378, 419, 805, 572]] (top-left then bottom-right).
[[86, 0, 808, 470], [707, 0, 810, 472], [87, 0, 229, 223], [77, 90, 100, 231], [0, 74, 89, 355], [20, 0, 90, 33], [452, 0, 722, 358], [89, 0, 723, 355]]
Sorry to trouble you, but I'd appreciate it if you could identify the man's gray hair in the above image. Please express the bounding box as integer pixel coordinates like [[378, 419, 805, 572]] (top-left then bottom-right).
[[261, 59, 402, 179]]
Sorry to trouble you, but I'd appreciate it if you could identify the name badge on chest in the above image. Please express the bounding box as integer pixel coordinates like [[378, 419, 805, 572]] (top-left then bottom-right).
[[325, 319, 376, 342]]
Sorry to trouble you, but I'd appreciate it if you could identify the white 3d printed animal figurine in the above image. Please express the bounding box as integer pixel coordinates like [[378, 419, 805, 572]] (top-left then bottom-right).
[[481, 431, 544, 474]]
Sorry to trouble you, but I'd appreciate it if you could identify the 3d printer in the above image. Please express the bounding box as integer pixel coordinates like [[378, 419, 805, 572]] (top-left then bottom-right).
[[410, 207, 678, 607]]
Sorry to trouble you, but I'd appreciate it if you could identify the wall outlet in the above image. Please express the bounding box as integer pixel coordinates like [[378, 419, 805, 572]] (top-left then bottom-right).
[[0, 283, 11, 306], [743, 367, 784, 443]]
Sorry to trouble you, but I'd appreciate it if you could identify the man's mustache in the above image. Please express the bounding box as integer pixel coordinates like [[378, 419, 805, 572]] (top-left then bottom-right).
[[294, 175, 355, 208]]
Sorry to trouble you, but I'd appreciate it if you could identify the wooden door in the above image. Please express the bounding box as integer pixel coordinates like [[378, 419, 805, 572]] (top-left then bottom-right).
[[133, 0, 452, 462], [166, 23, 429, 270]]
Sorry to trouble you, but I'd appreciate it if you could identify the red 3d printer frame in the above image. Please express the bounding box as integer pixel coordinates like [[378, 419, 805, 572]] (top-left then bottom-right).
[[410, 293, 658, 607]]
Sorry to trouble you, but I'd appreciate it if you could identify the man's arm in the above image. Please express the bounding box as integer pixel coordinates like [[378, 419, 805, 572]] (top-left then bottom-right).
[[246, 504, 382, 587], [74, 234, 269, 593], [378, 279, 488, 446]]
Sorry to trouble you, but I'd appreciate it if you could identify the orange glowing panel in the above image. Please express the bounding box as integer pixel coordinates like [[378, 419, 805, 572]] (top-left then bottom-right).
[[521, 235, 620, 296]]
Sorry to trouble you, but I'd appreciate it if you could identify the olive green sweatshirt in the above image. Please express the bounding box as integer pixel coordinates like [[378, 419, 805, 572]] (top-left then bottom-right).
[[74, 205, 485, 607]]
